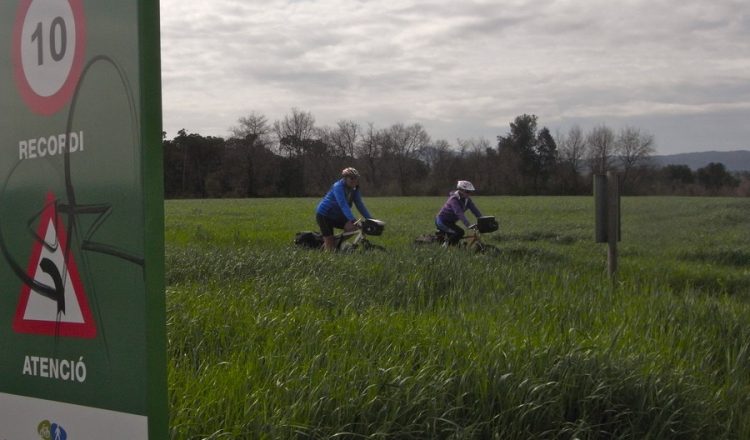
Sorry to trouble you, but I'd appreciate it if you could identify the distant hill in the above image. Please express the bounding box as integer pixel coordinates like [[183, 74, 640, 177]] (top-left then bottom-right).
[[651, 150, 750, 172]]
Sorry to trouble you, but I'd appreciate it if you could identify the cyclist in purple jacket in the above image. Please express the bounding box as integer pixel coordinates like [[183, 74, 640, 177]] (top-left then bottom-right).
[[316, 167, 373, 251], [436, 180, 483, 245]]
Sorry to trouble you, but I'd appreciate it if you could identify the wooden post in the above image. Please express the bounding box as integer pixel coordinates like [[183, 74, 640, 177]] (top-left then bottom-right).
[[606, 171, 620, 279], [594, 174, 607, 243]]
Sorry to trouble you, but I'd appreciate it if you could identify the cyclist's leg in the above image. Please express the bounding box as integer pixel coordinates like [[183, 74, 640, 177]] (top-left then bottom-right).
[[436, 218, 464, 245], [343, 220, 358, 232], [451, 224, 465, 245], [316, 214, 342, 251]]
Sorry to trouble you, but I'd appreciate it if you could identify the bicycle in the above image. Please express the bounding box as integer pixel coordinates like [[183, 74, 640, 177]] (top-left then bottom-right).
[[415, 215, 499, 254], [294, 218, 386, 252], [335, 218, 386, 252]]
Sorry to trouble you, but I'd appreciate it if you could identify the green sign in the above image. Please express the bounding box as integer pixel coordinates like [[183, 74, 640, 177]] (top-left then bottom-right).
[[0, 0, 165, 438]]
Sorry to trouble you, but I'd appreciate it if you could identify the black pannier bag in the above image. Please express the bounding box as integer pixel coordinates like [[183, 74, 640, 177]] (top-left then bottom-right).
[[476, 216, 499, 233], [414, 233, 439, 245], [294, 231, 323, 248], [362, 219, 385, 236]]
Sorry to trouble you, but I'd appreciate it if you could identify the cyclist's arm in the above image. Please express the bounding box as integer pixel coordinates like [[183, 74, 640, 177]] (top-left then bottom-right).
[[468, 199, 482, 219], [448, 198, 471, 227], [333, 181, 357, 222], [353, 190, 372, 219]]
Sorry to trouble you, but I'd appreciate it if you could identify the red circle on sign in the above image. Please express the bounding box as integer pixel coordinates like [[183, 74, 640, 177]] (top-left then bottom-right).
[[12, 0, 86, 116]]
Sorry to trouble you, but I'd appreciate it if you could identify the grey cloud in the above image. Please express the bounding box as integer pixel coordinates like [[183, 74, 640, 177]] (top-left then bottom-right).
[[160, 0, 750, 152], [247, 64, 354, 91], [552, 107, 750, 154]]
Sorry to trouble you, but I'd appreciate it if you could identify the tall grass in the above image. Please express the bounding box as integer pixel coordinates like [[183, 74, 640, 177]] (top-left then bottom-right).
[[166, 196, 750, 439]]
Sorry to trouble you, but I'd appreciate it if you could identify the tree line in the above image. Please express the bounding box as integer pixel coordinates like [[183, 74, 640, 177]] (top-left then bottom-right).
[[163, 109, 750, 198]]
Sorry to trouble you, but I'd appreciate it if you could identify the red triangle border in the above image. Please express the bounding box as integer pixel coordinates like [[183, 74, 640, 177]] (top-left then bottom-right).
[[12, 192, 96, 338]]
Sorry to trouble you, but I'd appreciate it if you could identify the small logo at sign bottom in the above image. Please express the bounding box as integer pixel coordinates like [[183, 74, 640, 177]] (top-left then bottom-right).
[[37, 419, 67, 440]]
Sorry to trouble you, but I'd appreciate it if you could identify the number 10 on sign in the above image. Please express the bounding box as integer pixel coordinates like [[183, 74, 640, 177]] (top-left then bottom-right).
[[13, 0, 86, 115]]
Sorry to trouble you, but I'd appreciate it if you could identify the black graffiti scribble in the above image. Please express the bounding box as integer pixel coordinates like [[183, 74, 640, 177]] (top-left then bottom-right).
[[39, 257, 65, 315], [62, 54, 144, 267], [0, 54, 144, 349]]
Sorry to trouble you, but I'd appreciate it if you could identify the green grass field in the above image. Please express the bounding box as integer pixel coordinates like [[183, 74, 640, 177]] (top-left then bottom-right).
[[165, 196, 750, 439]]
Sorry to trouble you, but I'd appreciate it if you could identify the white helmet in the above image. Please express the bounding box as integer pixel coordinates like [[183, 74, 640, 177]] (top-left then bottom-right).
[[456, 180, 475, 192], [341, 167, 360, 178]]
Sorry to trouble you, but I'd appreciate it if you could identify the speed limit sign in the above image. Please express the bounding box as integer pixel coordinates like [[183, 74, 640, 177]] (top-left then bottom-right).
[[12, 0, 86, 115], [2, 0, 167, 437]]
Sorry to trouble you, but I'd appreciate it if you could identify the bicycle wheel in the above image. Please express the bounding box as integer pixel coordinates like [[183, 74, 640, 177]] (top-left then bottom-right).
[[470, 241, 498, 254], [479, 243, 500, 255], [362, 240, 386, 252], [338, 241, 356, 253]]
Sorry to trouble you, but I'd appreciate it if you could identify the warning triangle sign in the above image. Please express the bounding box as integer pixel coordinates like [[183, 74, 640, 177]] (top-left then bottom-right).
[[13, 193, 96, 338]]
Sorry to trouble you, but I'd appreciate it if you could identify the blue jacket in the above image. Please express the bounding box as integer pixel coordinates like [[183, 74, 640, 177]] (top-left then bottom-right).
[[316, 178, 372, 222]]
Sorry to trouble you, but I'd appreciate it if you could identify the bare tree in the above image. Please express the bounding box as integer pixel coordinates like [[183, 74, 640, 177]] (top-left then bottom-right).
[[616, 126, 655, 187], [273, 108, 317, 157], [419, 139, 457, 193], [320, 119, 360, 159], [357, 123, 383, 189], [381, 123, 431, 194], [224, 113, 279, 197], [457, 137, 493, 191], [555, 125, 588, 193], [231, 112, 271, 141], [271, 108, 321, 195], [586, 124, 616, 174], [558, 125, 587, 174], [419, 139, 452, 169], [457, 137, 492, 155]]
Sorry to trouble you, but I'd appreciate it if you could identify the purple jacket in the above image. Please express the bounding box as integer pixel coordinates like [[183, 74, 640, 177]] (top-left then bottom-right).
[[436, 191, 482, 226]]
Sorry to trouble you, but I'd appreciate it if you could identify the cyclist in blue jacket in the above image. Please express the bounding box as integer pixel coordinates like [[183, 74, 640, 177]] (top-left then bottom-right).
[[316, 167, 373, 251], [436, 180, 483, 245]]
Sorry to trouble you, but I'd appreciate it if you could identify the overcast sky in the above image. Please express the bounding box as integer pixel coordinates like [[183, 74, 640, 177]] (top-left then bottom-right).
[[159, 0, 750, 155]]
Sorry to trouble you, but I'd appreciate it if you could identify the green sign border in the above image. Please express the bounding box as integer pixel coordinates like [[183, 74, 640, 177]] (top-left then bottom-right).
[[140, 0, 167, 438]]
